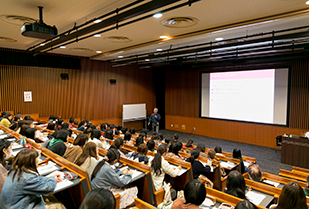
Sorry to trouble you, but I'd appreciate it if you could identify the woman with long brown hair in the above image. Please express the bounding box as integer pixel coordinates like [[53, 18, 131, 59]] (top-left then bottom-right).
[[75, 142, 99, 175], [269, 182, 307, 209], [0, 149, 59, 208]]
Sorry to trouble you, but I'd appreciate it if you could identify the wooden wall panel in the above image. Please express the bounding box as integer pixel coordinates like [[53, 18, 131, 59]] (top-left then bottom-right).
[[0, 58, 156, 122], [165, 115, 307, 148], [165, 57, 309, 148]]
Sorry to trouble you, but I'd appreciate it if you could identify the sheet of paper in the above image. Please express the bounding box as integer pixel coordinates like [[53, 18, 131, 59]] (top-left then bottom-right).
[[6, 138, 16, 142], [0, 135, 8, 139], [246, 191, 266, 205], [37, 165, 60, 176], [12, 144, 23, 150], [220, 161, 235, 169], [244, 161, 251, 167], [170, 165, 187, 176], [53, 179, 74, 192], [263, 179, 280, 188]]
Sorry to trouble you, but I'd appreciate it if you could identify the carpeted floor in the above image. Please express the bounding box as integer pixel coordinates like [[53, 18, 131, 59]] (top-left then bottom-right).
[[146, 129, 292, 175]]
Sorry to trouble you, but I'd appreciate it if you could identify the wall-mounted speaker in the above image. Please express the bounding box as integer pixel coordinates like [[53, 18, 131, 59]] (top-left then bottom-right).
[[110, 79, 116, 85], [60, 73, 69, 80]]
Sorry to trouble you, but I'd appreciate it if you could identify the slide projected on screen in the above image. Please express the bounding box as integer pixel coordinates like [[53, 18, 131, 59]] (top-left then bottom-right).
[[201, 68, 289, 125]]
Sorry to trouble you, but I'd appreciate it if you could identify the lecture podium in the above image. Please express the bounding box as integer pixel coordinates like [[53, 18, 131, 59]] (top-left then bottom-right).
[[281, 136, 309, 169]]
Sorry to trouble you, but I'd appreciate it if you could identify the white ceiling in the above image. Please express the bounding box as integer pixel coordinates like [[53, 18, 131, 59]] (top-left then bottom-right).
[[0, 0, 309, 61]]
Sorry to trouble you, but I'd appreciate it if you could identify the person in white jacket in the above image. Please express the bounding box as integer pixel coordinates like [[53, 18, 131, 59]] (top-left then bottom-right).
[[149, 145, 182, 191]]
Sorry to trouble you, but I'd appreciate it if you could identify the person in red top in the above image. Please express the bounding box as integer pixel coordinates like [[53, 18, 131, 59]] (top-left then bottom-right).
[[171, 179, 206, 209]]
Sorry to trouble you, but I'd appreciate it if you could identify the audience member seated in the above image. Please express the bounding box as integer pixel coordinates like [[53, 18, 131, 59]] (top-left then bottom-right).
[[248, 164, 263, 182], [166, 141, 186, 161], [0, 149, 59, 208], [188, 149, 211, 179], [235, 200, 258, 209], [14, 120, 25, 133], [129, 127, 135, 135], [233, 148, 245, 174], [23, 115, 33, 121], [184, 140, 194, 149], [9, 113, 22, 130], [55, 118, 64, 130], [224, 170, 246, 199], [304, 175, 309, 197], [208, 149, 226, 177], [171, 179, 206, 209], [68, 117, 74, 128], [197, 144, 207, 158], [100, 123, 108, 132], [77, 120, 87, 131], [79, 188, 116, 209], [135, 136, 144, 147], [91, 148, 137, 209], [0, 113, 12, 128], [121, 126, 128, 134], [75, 142, 99, 176], [104, 129, 114, 140], [214, 146, 224, 156], [109, 138, 125, 157], [0, 111, 7, 121], [158, 133, 164, 141], [147, 140, 156, 152], [0, 139, 12, 194], [61, 123, 72, 137], [164, 137, 171, 149], [89, 129, 109, 149], [48, 115, 58, 122], [84, 124, 97, 136], [207, 150, 216, 163], [24, 126, 44, 140], [149, 145, 181, 191], [173, 133, 179, 142], [63, 133, 88, 162], [19, 120, 35, 136], [128, 143, 150, 164], [47, 130, 69, 156], [123, 132, 132, 142], [269, 182, 307, 209], [46, 122, 56, 131]]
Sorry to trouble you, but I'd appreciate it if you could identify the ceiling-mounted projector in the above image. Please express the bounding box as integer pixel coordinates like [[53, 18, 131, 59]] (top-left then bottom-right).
[[21, 6, 57, 39]]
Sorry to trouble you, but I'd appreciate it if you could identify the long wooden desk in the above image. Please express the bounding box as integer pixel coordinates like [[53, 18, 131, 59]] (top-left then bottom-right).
[[281, 136, 309, 169]]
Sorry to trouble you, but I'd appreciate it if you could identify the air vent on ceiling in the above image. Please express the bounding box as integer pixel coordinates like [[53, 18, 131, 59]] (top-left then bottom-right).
[[70, 47, 93, 52], [0, 15, 36, 26], [104, 36, 132, 43], [0, 36, 17, 42], [161, 17, 199, 28]]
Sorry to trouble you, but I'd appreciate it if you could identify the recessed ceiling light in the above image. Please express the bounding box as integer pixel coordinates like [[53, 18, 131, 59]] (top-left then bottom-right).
[[96, 51, 102, 53], [94, 19, 102, 23], [159, 36, 172, 40], [118, 56, 123, 58], [93, 34, 101, 37], [145, 59, 150, 62], [156, 49, 163, 51], [59, 46, 66, 49], [306, 0, 309, 5], [40, 43, 45, 46], [215, 37, 224, 41], [153, 13, 162, 18]]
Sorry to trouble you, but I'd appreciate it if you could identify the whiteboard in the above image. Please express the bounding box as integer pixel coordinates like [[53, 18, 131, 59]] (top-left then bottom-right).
[[123, 103, 146, 122]]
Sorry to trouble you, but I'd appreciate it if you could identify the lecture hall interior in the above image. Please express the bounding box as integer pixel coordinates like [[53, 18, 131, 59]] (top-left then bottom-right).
[[1, 0, 309, 209]]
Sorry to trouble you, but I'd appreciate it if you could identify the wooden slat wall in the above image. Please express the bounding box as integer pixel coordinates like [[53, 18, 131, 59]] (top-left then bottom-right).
[[165, 57, 309, 148], [0, 57, 156, 121]]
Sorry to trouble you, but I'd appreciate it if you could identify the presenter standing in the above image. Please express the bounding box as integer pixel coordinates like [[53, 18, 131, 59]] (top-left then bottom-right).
[[148, 108, 161, 133]]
